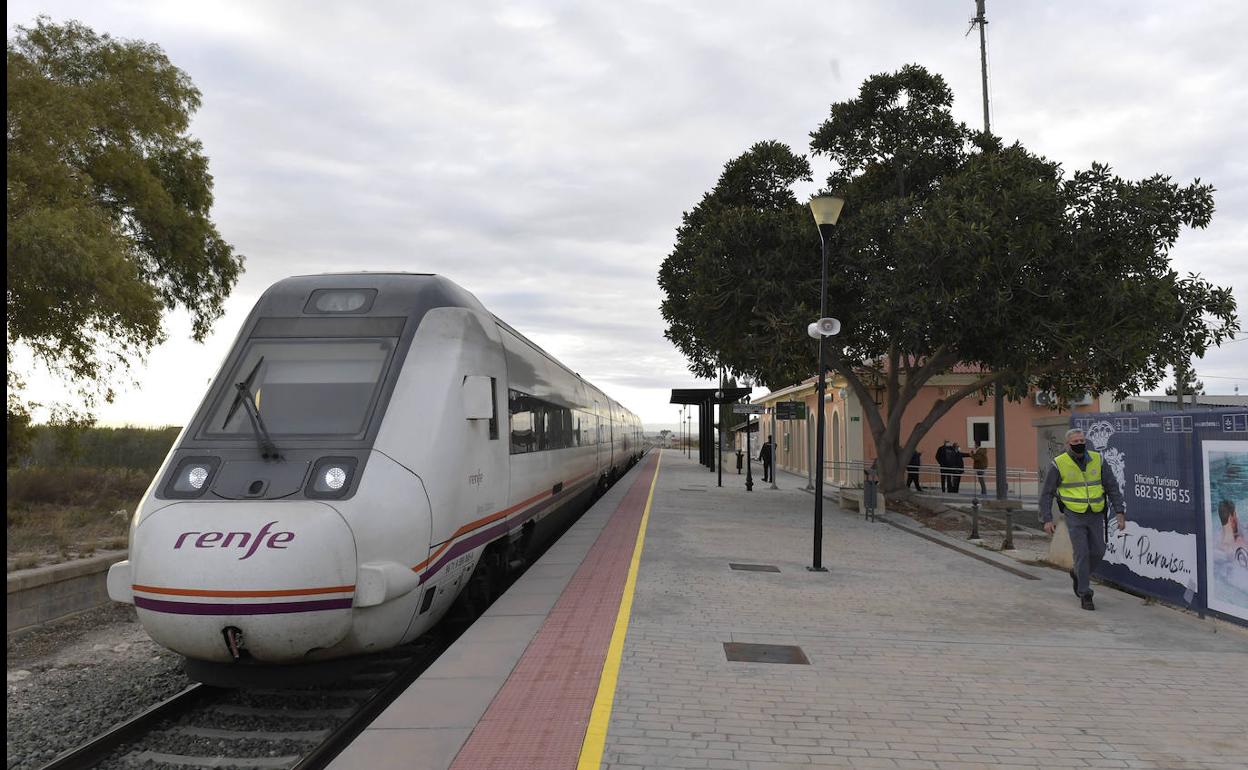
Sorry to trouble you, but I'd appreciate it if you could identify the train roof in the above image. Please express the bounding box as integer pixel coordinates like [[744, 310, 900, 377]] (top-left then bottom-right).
[[256, 273, 488, 318], [254, 273, 639, 421]]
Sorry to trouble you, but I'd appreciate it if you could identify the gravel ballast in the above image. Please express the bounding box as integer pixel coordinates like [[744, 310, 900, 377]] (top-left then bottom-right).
[[6, 602, 189, 770]]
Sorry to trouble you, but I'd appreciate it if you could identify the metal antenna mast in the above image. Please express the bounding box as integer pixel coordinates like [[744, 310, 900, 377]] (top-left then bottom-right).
[[969, 0, 1007, 501], [971, 0, 991, 133]]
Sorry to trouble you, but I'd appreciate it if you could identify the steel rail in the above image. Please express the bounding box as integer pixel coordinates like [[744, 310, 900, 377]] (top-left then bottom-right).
[[39, 683, 222, 770]]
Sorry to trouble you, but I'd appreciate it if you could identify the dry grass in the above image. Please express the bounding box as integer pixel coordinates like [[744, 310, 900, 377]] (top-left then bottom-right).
[[6, 467, 152, 569]]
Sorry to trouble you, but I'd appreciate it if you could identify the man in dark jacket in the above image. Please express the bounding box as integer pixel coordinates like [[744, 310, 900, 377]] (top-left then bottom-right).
[[907, 451, 924, 492], [936, 441, 953, 493], [758, 435, 774, 482], [949, 442, 968, 493]]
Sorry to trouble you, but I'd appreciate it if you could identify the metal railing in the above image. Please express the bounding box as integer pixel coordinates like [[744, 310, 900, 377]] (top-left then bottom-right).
[[816, 459, 1041, 500]]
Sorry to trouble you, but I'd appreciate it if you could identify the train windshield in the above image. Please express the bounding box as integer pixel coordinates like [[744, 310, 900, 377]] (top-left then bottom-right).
[[205, 338, 394, 437]]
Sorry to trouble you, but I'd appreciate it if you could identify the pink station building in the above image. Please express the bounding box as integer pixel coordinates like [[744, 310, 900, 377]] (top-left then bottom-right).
[[744, 369, 1117, 496]]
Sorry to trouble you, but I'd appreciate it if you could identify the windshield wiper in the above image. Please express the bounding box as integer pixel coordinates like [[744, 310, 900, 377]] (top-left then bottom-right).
[[222, 357, 265, 429], [234, 381, 281, 461]]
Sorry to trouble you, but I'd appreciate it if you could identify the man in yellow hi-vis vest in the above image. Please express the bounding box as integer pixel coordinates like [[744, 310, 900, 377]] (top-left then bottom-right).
[[1039, 428, 1126, 611]]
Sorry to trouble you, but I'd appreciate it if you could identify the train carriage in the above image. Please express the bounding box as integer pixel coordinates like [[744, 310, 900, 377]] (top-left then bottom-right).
[[107, 273, 642, 671]]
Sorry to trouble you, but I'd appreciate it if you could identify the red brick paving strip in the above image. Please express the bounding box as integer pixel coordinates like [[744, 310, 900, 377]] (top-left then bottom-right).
[[448, 453, 659, 770]]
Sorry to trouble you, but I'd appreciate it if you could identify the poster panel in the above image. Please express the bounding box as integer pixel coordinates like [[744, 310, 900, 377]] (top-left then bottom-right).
[[1071, 414, 1199, 607], [1201, 439, 1248, 623]]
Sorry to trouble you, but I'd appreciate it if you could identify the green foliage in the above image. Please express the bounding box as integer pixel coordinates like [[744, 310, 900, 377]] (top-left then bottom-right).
[[1166, 373, 1205, 397], [6, 17, 243, 408], [6, 374, 36, 467], [11, 423, 181, 470], [660, 141, 815, 383], [658, 64, 1239, 491]]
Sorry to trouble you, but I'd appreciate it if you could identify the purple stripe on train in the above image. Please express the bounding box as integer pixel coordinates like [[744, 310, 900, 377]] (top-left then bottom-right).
[[134, 596, 353, 615], [418, 477, 594, 584]]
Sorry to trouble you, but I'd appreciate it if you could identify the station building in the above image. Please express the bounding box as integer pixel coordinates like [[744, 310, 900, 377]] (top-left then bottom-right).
[[746, 369, 1121, 492]]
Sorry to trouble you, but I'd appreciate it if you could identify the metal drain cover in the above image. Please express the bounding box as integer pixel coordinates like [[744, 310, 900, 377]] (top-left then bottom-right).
[[729, 563, 780, 572], [723, 642, 809, 664]]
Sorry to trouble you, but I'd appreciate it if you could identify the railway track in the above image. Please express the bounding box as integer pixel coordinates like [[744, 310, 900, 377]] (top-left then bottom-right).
[[39, 637, 452, 770], [32, 462, 636, 770]]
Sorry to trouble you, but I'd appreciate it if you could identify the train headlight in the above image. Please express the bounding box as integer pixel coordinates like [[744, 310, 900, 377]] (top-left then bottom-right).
[[187, 466, 210, 489], [164, 457, 221, 499], [324, 466, 348, 490], [307, 457, 358, 498]]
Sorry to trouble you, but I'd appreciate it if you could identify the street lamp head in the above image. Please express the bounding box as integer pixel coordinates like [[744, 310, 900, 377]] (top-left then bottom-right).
[[809, 195, 845, 227]]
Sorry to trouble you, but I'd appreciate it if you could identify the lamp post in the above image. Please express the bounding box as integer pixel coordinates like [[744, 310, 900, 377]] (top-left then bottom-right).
[[808, 194, 845, 573], [716, 366, 724, 488], [678, 405, 684, 453]]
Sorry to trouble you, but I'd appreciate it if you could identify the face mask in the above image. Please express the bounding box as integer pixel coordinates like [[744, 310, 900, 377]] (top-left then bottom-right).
[[1070, 443, 1087, 455]]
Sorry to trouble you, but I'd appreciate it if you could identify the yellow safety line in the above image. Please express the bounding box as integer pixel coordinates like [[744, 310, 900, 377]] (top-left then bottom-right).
[[576, 449, 663, 770]]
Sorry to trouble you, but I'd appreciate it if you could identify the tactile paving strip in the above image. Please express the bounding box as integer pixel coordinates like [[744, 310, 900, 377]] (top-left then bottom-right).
[[448, 454, 659, 770]]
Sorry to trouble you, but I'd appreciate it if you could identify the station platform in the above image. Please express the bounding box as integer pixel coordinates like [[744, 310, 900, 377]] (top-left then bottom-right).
[[332, 449, 1247, 770]]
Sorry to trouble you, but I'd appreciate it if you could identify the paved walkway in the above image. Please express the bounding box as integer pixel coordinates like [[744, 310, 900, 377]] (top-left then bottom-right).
[[600, 450, 1248, 770]]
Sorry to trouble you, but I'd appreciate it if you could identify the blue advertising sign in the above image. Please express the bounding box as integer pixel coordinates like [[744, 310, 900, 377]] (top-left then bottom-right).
[[1069, 410, 1248, 623]]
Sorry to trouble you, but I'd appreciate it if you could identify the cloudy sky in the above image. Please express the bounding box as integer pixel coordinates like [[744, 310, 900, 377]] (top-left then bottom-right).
[[10, 0, 1247, 430]]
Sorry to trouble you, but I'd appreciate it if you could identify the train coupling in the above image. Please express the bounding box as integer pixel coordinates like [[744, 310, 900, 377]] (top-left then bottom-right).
[[223, 627, 246, 661]]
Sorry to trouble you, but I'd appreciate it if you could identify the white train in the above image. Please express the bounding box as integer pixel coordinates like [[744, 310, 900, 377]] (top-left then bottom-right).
[[107, 274, 642, 670]]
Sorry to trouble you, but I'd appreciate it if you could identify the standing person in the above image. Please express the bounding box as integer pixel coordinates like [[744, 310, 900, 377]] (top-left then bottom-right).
[[936, 440, 953, 493], [970, 440, 989, 495], [759, 435, 774, 483], [949, 442, 967, 493], [907, 450, 924, 492], [1039, 428, 1127, 611]]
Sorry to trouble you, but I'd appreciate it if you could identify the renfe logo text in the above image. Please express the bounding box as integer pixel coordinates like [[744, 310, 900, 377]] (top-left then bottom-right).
[[173, 521, 294, 560]]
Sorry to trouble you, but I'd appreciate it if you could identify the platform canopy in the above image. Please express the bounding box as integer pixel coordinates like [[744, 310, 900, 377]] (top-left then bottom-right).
[[670, 387, 753, 471], [669, 387, 752, 405]]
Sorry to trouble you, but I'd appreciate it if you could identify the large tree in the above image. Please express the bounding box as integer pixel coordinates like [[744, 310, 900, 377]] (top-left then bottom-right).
[[659, 64, 1238, 493], [6, 17, 244, 416]]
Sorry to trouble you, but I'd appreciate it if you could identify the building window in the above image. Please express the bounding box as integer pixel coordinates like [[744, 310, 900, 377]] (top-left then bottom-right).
[[967, 417, 995, 448]]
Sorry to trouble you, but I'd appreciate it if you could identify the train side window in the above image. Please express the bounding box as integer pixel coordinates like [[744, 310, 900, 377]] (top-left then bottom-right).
[[509, 390, 535, 454]]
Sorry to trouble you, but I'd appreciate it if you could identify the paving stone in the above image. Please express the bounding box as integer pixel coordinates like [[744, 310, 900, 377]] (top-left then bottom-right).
[[599, 451, 1248, 770]]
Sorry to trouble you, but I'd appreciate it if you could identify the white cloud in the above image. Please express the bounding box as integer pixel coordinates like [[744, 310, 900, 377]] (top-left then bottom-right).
[[7, 0, 1246, 431]]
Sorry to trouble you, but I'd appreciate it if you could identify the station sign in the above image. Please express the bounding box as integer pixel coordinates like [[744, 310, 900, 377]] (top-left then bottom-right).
[[775, 401, 807, 420], [731, 403, 765, 414]]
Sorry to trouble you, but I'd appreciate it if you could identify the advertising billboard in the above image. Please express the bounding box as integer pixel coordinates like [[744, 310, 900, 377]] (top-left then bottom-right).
[[1202, 439, 1248, 623], [1070, 413, 1199, 607], [1070, 409, 1248, 623]]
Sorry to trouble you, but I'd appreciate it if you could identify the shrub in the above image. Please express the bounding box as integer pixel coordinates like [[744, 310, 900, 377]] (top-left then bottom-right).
[[6, 467, 154, 508]]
